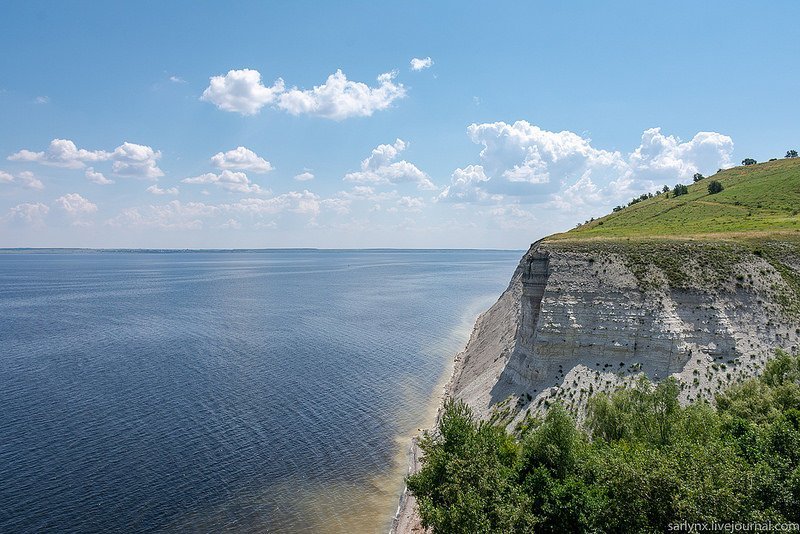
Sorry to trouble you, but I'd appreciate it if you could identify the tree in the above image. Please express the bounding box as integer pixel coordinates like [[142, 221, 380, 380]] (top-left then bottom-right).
[[787, 150, 798, 159], [707, 180, 724, 194], [662, 185, 670, 193], [672, 184, 689, 197], [693, 173, 705, 182], [742, 158, 757, 166]]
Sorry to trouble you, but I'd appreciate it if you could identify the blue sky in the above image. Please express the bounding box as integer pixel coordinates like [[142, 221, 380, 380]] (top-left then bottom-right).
[[1, 0, 798, 248]]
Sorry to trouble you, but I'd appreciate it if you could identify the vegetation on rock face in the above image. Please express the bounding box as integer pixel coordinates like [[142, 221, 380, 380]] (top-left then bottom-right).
[[407, 351, 800, 533]]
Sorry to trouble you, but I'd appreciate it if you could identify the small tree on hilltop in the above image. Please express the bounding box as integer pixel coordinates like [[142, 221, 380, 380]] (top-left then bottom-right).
[[707, 180, 724, 194], [662, 185, 670, 193], [787, 150, 799, 158], [693, 173, 705, 182], [742, 158, 757, 166]]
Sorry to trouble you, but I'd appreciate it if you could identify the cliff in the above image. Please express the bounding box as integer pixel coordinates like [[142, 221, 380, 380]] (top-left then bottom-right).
[[393, 158, 800, 532], [450, 238, 800, 428]]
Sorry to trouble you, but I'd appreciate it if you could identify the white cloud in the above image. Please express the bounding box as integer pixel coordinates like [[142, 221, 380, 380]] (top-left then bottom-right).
[[8, 139, 110, 169], [277, 70, 406, 120], [111, 142, 164, 180], [146, 184, 179, 196], [410, 57, 433, 71], [438, 165, 500, 203], [6, 202, 49, 224], [202, 67, 406, 120], [8, 139, 165, 180], [169, 75, 185, 83], [443, 121, 734, 212], [0, 170, 44, 190], [182, 170, 263, 193], [85, 167, 114, 185], [35, 96, 50, 104], [55, 193, 98, 215], [107, 201, 219, 230], [223, 190, 322, 216], [219, 218, 242, 229], [210, 146, 273, 173], [344, 139, 435, 190], [627, 128, 734, 184], [17, 171, 44, 190], [397, 196, 425, 211], [294, 171, 314, 181], [201, 69, 285, 115]]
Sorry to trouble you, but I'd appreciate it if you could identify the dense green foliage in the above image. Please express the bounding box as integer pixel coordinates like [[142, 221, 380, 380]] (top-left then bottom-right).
[[551, 158, 800, 240], [407, 351, 800, 533], [672, 183, 689, 197], [707, 180, 724, 194]]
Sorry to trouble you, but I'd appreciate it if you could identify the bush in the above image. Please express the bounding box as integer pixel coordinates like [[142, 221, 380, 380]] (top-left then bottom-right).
[[693, 173, 705, 182], [787, 150, 798, 159], [672, 184, 689, 197], [742, 158, 757, 166], [408, 350, 800, 532], [707, 180, 724, 194]]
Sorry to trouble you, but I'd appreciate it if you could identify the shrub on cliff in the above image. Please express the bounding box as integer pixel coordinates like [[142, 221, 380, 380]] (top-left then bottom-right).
[[408, 350, 800, 532]]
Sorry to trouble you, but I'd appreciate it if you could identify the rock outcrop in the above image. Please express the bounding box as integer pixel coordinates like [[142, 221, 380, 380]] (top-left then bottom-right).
[[450, 239, 800, 426]]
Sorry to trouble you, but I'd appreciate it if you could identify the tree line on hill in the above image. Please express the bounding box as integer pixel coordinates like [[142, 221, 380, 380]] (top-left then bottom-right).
[[407, 350, 800, 533]]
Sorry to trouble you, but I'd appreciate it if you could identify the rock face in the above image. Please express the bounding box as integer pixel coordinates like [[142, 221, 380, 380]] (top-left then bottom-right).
[[450, 239, 800, 425], [393, 237, 800, 533]]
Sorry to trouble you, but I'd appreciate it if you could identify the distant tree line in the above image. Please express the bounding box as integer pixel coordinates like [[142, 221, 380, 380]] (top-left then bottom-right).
[[407, 350, 800, 533]]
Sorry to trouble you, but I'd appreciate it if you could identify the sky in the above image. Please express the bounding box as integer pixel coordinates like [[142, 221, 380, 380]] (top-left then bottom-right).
[[1, 0, 798, 249]]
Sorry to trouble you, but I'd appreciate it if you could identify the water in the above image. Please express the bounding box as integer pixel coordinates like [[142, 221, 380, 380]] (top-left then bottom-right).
[[0, 249, 521, 533]]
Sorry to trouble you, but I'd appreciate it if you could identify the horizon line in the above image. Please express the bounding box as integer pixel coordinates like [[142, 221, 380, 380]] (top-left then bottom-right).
[[0, 246, 527, 253]]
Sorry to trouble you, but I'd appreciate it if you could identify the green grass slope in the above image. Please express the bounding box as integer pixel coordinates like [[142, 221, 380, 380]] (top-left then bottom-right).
[[548, 158, 800, 241]]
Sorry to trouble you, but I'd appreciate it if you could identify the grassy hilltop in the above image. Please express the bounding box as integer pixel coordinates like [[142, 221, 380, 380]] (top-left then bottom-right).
[[548, 158, 800, 241]]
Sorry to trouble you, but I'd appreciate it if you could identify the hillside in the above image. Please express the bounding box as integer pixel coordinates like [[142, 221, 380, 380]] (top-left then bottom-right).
[[550, 158, 800, 240]]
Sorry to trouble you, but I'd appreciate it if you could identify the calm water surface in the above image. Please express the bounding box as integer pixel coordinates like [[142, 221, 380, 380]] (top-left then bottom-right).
[[0, 250, 521, 533]]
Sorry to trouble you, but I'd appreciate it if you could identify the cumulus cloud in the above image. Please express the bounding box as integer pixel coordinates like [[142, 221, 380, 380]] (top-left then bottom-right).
[[442, 121, 734, 212], [8, 138, 110, 169], [410, 57, 433, 71], [146, 184, 179, 196], [202, 67, 406, 120], [111, 142, 164, 180], [17, 171, 45, 190], [210, 146, 273, 173], [200, 69, 285, 115], [8, 139, 164, 180], [223, 190, 322, 216], [5, 202, 49, 224], [107, 201, 219, 230], [277, 70, 406, 120], [0, 170, 45, 190], [182, 170, 263, 193], [294, 171, 314, 181], [344, 139, 435, 190], [85, 167, 114, 185], [438, 165, 500, 203], [55, 193, 98, 216], [397, 196, 425, 211]]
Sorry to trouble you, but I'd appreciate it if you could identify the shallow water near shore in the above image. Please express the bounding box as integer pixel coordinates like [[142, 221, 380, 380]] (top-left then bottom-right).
[[0, 249, 520, 532]]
